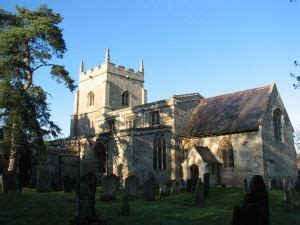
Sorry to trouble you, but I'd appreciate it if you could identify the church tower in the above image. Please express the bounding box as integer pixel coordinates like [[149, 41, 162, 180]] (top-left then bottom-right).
[[70, 49, 147, 137]]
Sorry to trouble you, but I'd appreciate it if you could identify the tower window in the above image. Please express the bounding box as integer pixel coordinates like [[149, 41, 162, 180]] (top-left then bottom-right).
[[273, 108, 282, 143], [88, 92, 94, 106], [122, 91, 129, 106]]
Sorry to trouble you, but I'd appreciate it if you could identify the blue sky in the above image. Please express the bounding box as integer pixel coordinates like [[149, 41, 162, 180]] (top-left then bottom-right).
[[2, 0, 300, 137]]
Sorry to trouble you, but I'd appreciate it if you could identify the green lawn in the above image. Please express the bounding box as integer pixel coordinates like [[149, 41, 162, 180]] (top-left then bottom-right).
[[0, 188, 299, 225]]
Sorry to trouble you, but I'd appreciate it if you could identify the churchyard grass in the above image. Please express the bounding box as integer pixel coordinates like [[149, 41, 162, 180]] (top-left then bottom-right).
[[0, 187, 299, 225]]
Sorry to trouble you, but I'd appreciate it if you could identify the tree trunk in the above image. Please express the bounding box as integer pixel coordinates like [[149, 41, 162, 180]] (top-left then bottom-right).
[[7, 123, 20, 192]]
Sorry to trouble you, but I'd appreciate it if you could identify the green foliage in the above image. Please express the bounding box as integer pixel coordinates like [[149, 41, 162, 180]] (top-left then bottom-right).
[[0, 5, 75, 163], [0, 188, 299, 225]]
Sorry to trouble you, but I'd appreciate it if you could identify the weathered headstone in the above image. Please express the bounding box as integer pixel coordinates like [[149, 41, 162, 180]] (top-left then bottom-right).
[[240, 175, 269, 225], [143, 176, 156, 201], [36, 170, 52, 192], [170, 180, 179, 195], [191, 178, 197, 192], [178, 179, 185, 193], [124, 175, 139, 199], [101, 174, 119, 201], [203, 173, 210, 198], [159, 183, 169, 197], [120, 196, 130, 216], [243, 178, 249, 194], [195, 178, 205, 205], [63, 175, 76, 193], [70, 172, 101, 225], [283, 177, 289, 202], [2, 168, 8, 193]]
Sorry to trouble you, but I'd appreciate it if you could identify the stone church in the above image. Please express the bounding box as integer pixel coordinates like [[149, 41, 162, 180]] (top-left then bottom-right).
[[47, 49, 298, 187]]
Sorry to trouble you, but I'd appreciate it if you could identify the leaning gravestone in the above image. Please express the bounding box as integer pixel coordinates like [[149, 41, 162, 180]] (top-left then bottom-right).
[[124, 175, 139, 199], [178, 179, 185, 193], [63, 175, 76, 193], [143, 176, 156, 201], [203, 173, 210, 198], [70, 172, 101, 225], [195, 178, 205, 205], [36, 170, 52, 192], [101, 174, 119, 201]]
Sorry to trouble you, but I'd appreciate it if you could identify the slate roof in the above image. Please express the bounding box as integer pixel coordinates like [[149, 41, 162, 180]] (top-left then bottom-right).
[[194, 146, 221, 164], [181, 85, 274, 137]]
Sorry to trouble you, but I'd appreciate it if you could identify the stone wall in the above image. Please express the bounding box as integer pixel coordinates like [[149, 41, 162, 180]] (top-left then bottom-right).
[[261, 86, 298, 185]]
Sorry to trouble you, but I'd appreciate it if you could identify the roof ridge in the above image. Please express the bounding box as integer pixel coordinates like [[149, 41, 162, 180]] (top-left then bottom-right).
[[200, 84, 273, 102]]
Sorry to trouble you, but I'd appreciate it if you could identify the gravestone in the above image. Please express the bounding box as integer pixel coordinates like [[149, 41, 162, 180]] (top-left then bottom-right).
[[101, 174, 119, 201], [295, 177, 300, 192], [124, 175, 139, 199], [240, 175, 269, 225], [283, 177, 289, 202], [159, 183, 169, 197], [36, 170, 52, 192], [178, 179, 185, 193], [270, 178, 277, 189], [143, 176, 156, 201], [186, 179, 192, 192], [52, 173, 62, 191], [70, 172, 101, 225], [203, 173, 210, 198], [63, 175, 76, 193], [2, 168, 8, 193], [120, 196, 130, 216], [243, 178, 249, 193], [170, 180, 179, 195], [195, 178, 205, 205]]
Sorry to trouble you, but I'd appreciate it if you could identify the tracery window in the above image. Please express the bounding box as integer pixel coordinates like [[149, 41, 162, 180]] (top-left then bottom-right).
[[153, 134, 167, 170], [218, 138, 234, 168]]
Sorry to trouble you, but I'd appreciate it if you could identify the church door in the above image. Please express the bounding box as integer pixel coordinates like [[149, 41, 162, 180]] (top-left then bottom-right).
[[190, 164, 199, 180], [94, 141, 107, 174]]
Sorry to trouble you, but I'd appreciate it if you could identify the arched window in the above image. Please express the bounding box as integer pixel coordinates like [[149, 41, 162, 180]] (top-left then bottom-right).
[[218, 138, 234, 168], [273, 108, 282, 143], [121, 91, 129, 106], [153, 134, 167, 170], [88, 92, 94, 106]]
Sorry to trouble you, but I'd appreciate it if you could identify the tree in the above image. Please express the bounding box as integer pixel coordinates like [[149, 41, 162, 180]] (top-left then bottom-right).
[[290, 61, 300, 89], [0, 5, 76, 189]]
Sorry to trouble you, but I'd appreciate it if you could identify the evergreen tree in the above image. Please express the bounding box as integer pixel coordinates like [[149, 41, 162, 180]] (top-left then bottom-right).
[[0, 5, 75, 189]]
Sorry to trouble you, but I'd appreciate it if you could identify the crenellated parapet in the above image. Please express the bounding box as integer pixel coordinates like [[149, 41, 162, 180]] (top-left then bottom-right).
[[79, 48, 144, 83]]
